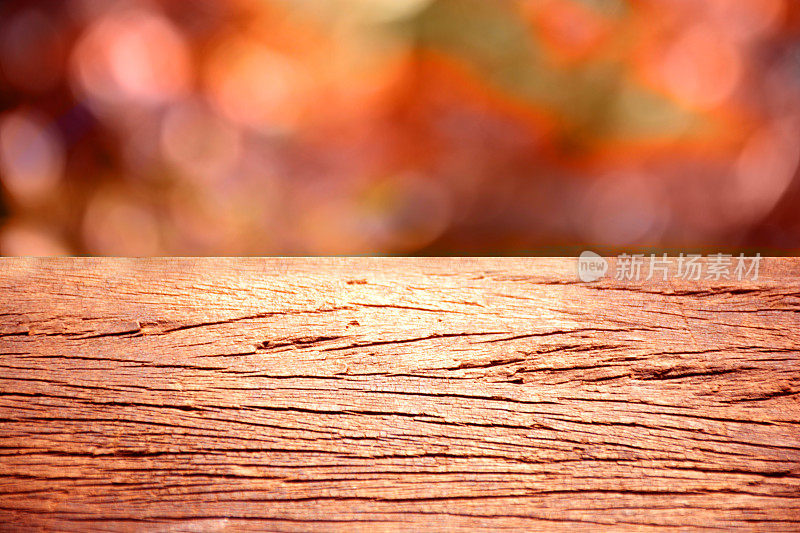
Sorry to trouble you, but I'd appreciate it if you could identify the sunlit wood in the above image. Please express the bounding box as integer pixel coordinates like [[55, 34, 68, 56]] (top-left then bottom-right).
[[1, 258, 798, 530]]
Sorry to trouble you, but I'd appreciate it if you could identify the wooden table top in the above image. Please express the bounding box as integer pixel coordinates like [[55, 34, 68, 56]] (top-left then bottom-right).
[[1, 258, 798, 531]]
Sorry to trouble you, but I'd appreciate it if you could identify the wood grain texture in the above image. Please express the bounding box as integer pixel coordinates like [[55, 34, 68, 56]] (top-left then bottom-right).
[[0, 258, 799, 532]]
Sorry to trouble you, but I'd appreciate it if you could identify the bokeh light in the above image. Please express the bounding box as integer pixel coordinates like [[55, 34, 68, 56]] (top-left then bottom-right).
[[1, 0, 799, 255], [0, 108, 65, 205], [205, 35, 309, 133], [71, 8, 191, 110]]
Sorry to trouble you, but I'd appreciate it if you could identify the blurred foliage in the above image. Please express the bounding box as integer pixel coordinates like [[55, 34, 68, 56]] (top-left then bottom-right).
[[415, 0, 702, 146], [0, 0, 799, 255]]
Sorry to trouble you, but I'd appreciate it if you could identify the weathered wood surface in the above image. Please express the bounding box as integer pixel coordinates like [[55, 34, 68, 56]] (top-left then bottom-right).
[[0, 258, 799, 532]]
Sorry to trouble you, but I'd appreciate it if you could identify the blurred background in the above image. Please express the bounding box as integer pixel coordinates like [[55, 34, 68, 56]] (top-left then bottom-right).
[[1, 0, 800, 255]]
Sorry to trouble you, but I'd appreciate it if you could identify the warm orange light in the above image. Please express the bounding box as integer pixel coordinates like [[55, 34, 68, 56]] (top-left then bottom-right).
[[71, 8, 191, 109]]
